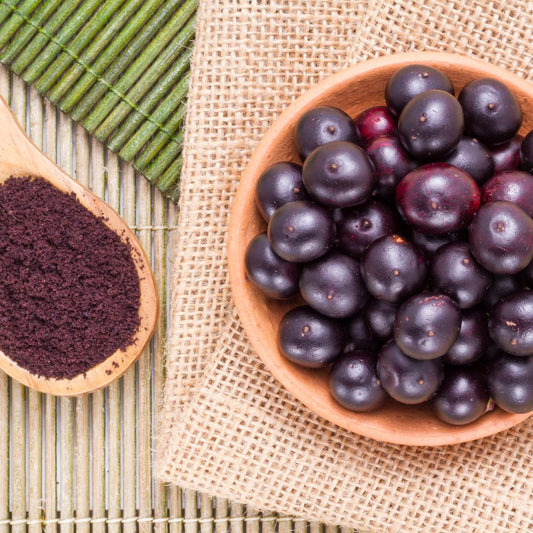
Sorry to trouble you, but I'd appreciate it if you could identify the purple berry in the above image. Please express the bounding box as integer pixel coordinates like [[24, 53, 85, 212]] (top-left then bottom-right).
[[458, 78, 522, 146], [468, 201, 533, 275], [385, 64, 454, 115], [396, 163, 480, 236], [398, 90, 464, 160]]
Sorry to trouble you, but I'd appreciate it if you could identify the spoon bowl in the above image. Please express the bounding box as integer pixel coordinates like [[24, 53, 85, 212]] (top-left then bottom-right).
[[0, 95, 158, 396]]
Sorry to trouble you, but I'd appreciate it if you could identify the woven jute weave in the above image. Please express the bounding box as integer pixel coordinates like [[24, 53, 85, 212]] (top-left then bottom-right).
[[157, 1, 533, 531]]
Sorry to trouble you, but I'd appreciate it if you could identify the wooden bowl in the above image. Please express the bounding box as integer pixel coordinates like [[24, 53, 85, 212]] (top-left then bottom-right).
[[228, 52, 533, 446]]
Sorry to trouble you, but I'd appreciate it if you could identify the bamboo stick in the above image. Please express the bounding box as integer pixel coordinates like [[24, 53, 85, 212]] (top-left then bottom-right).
[[44, 394, 57, 533], [94, 34, 193, 144], [141, 135, 184, 191], [229, 502, 244, 533], [75, 395, 91, 533], [69, 0, 196, 124], [105, 46, 192, 152], [35, 0, 144, 95], [294, 518, 309, 533], [126, 97, 187, 172], [311, 522, 324, 533], [58, 0, 172, 115], [278, 515, 292, 533], [0, 63, 8, 533], [261, 510, 277, 533], [10, 74, 27, 533], [152, 153, 183, 198], [168, 485, 183, 533], [10, 0, 87, 74], [0, 0, 42, 51], [325, 523, 339, 533], [0, 0, 63, 65], [119, 77, 188, 162], [43, 94, 58, 533], [107, 151, 123, 533], [91, 388, 107, 533], [121, 161, 137, 533], [108, 379, 122, 532], [137, 174, 153, 533], [74, 123, 92, 533], [214, 498, 228, 533], [60, 398, 75, 533], [200, 493, 213, 533], [184, 490, 198, 533], [0, 368, 8, 533], [84, 10, 196, 134], [153, 193, 170, 533], [26, 83, 44, 533], [23, 0, 122, 85], [166, 197, 181, 533], [91, 139, 108, 533]]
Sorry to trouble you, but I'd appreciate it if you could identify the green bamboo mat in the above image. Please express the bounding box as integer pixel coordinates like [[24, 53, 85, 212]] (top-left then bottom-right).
[[0, 0, 196, 201]]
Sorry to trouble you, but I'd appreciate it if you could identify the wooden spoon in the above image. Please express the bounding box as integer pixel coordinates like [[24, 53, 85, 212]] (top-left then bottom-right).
[[0, 95, 158, 396]]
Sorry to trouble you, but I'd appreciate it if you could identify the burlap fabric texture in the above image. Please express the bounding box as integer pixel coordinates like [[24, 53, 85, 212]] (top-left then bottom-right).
[[156, 1, 533, 531]]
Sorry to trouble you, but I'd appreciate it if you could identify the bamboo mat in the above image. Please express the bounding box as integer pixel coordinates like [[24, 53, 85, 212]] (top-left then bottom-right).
[[0, 0, 196, 202], [0, 65, 346, 533]]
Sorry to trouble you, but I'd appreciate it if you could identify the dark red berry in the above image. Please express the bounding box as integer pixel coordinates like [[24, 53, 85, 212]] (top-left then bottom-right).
[[432, 366, 489, 425], [442, 136, 494, 185], [336, 200, 399, 258], [385, 64, 454, 115], [299, 252, 368, 318], [296, 106, 359, 160], [268, 201, 335, 263], [366, 135, 418, 204], [329, 350, 387, 412], [361, 234, 427, 304], [409, 229, 461, 257], [245, 233, 300, 299], [302, 141, 376, 208], [458, 78, 522, 145], [487, 351, 533, 413], [431, 241, 492, 309], [490, 135, 523, 174], [278, 306, 346, 368], [396, 163, 480, 236], [353, 106, 397, 147], [255, 162, 308, 221], [344, 313, 379, 351], [443, 308, 489, 365], [468, 201, 533, 275], [377, 340, 443, 404], [488, 290, 533, 356], [520, 260, 533, 288], [364, 298, 397, 341], [394, 293, 461, 360], [398, 90, 464, 160], [483, 275, 522, 309], [481, 170, 533, 217], [520, 130, 533, 173]]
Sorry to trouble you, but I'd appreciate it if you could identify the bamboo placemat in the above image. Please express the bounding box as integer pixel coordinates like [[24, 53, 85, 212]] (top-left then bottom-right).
[[0, 0, 196, 201], [0, 64, 345, 533]]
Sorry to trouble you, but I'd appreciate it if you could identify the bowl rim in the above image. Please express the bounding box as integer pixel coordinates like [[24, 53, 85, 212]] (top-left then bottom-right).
[[228, 51, 532, 446]]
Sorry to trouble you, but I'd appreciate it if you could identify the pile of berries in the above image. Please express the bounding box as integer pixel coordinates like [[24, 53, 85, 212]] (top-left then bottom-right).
[[245, 64, 533, 426]]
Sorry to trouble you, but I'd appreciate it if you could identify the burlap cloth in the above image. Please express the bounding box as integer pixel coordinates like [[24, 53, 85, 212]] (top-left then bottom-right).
[[156, 1, 533, 531]]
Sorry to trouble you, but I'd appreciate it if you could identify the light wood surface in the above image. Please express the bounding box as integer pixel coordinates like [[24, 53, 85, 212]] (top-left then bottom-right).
[[0, 95, 158, 396], [228, 51, 532, 446]]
